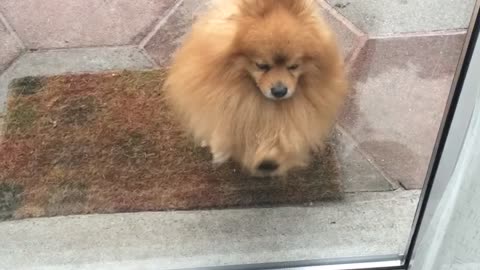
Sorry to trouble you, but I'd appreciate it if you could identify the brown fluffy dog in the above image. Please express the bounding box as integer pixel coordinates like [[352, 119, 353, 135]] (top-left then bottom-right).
[[165, 0, 347, 177]]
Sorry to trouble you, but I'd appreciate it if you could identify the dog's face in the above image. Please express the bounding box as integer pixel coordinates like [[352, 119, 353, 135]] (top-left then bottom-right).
[[232, 4, 325, 101], [245, 53, 303, 100]]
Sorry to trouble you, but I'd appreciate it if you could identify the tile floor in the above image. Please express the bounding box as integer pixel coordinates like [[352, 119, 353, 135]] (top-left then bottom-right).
[[0, 0, 474, 190], [342, 33, 466, 188], [0, 14, 23, 73], [327, 0, 475, 35], [0, 0, 178, 49]]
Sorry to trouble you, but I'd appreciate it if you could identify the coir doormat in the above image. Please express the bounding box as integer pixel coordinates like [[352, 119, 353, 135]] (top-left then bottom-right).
[[0, 70, 343, 220]]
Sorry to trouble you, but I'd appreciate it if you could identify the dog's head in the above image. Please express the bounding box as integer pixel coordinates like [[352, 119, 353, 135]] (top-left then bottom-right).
[[245, 51, 303, 101], [230, 0, 337, 101]]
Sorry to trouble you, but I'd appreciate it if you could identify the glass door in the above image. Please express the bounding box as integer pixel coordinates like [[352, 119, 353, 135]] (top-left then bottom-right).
[[0, 1, 478, 269]]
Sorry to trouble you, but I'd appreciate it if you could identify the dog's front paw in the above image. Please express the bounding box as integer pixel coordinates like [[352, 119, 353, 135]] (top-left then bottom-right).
[[212, 151, 230, 165]]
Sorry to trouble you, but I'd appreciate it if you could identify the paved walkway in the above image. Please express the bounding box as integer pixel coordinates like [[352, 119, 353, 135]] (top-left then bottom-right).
[[0, 190, 419, 269], [1, 0, 474, 189]]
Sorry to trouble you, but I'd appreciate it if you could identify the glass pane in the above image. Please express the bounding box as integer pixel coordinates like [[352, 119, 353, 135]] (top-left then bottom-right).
[[0, 0, 477, 269], [411, 34, 480, 269]]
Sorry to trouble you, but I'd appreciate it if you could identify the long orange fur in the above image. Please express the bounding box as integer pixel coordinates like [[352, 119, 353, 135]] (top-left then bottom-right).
[[165, 0, 348, 176]]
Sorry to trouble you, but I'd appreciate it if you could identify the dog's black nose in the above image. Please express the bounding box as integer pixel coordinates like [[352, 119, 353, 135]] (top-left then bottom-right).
[[271, 83, 288, 98], [257, 160, 279, 172]]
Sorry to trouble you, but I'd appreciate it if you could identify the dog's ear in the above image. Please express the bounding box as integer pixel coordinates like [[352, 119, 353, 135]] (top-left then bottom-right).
[[305, 30, 344, 75]]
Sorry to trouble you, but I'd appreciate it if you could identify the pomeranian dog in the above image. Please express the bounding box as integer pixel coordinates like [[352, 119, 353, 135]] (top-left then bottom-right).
[[165, 0, 347, 177]]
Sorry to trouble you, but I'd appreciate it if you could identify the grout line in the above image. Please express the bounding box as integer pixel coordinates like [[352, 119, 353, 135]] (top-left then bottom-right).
[[25, 44, 140, 52], [21, 45, 159, 70], [139, 0, 185, 49], [370, 29, 468, 39], [139, 47, 160, 68], [317, 0, 369, 69], [318, 0, 366, 38], [0, 50, 24, 77], [336, 125, 403, 190], [0, 10, 26, 50], [0, 47, 158, 71], [318, 0, 467, 41], [345, 34, 368, 70]]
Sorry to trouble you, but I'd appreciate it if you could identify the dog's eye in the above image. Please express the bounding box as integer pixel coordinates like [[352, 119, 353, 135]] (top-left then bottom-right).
[[288, 64, 299, 71], [256, 63, 271, 72]]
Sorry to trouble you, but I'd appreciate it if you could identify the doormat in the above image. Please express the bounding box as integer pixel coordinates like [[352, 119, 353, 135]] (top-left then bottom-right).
[[0, 70, 343, 220]]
